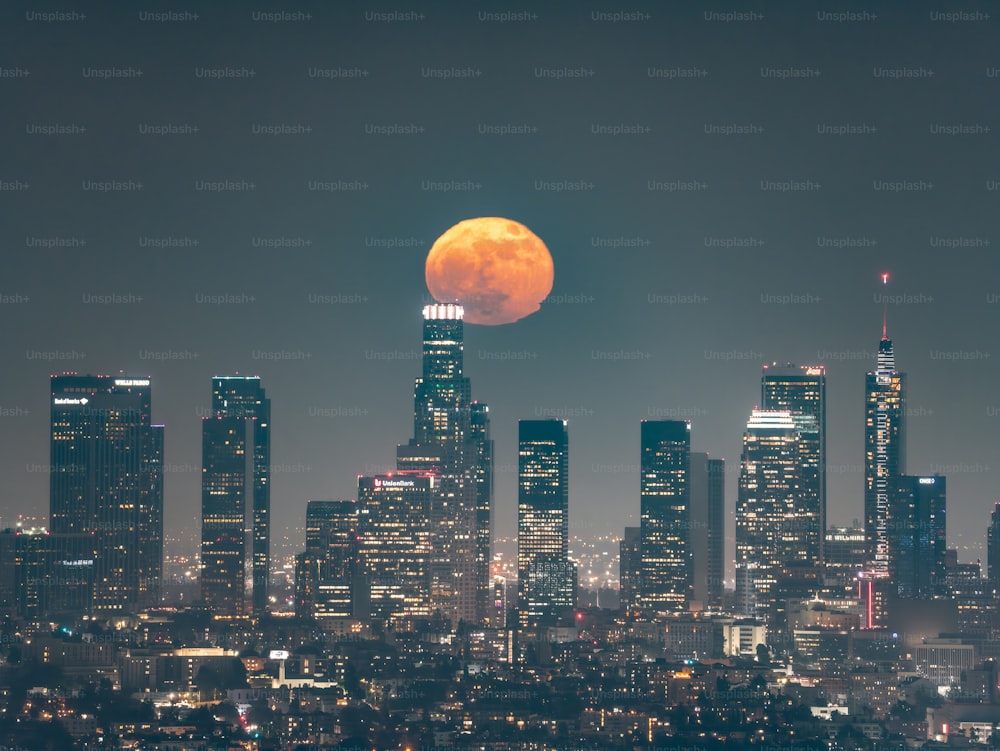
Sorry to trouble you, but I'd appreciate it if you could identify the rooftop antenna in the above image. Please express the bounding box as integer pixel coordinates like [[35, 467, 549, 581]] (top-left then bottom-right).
[[881, 272, 889, 339]]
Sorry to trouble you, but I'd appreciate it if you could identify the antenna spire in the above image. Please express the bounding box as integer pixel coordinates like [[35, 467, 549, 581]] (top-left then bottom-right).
[[880, 272, 889, 339]]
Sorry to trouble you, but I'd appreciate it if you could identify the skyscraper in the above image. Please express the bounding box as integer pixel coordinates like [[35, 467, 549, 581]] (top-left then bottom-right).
[[357, 473, 434, 623], [398, 303, 486, 625], [864, 287, 907, 571], [470, 402, 494, 625], [200, 376, 270, 616], [860, 278, 906, 627], [295, 500, 363, 622], [689, 453, 726, 607], [735, 410, 802, 620], [0, 527, 88, 620], [989, 503, 1000, 596], [619, 526, 641, 615], [707, 457, 725, 607], [639, 420, 691, 612], [888, 475, 946, 600], [762, 363, 826, 564], [517, 419, 574, 627], [413, 303, 470, 448], [50, 374, 162, 614], [140, 424, 164, 606]]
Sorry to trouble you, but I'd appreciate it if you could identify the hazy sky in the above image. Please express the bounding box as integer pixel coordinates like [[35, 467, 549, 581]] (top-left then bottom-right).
[[2, 2, 998, 571]]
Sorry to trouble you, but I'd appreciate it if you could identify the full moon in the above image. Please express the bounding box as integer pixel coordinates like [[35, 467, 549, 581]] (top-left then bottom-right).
[[425, 217, 554, 325]]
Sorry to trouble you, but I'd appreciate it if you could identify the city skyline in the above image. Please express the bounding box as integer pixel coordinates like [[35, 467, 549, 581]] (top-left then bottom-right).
[[2, 4, 998, 747], [7, 287, 995, 578], [3, 2, 998, 574], [14, 284, 992, 573]]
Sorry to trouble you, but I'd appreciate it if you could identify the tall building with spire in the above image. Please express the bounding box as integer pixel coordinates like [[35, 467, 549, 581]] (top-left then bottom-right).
[[50, 374, 162, 614], [762, 363, 826, 564], [864, 277, 907, 569], [396, 303, 488, 625], [200, 376, 270, 616], [860, 274, 906, 626]]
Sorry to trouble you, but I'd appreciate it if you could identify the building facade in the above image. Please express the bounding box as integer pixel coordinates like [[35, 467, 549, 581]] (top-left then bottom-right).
[[736, 410, 802, 621], [619, 526, 641, 615], [470, 402, 494, 625], [864, 332, 906, 572], [518, 419, 574, 627], [639, 420, 691, 612], [200, 376, 270, 616], [689, 452, 725, 607], [888, 475, 947, 600], [50, 374, 162, 615], [762, 364, 826, 564], [988, 503, 1000, 598], [357, 473, 434, 623], [295, 500, 363, 622]]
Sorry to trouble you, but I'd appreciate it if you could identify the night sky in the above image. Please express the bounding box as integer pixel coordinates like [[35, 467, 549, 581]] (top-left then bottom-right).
[[2, 2, 998, 575]]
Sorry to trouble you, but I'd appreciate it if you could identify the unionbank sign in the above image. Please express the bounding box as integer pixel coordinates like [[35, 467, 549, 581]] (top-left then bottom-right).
[[374, 477, 417, 489], [365, 475, 434, 492]]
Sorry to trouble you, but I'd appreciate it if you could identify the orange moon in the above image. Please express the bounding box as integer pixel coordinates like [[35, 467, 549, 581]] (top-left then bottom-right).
[[425, 217, 554, 326]]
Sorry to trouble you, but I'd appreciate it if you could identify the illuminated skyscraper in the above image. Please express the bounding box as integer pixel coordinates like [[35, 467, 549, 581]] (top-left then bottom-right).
[[200, 376, 270, 616], [413, 304, 469, 443], [201, 419, 250, 615], [735, 410, 802, 619], [295, 500, 363, 622], [861, 276, 906, 626], [888, 475, 946, 600], [398, 303, 486, 625], [639, 420, 691, 612], [864, 280, 907, 571], [49, 374, 162, 614], [470, 402, 494, 624], [762, 363, 826, 563], [357, 473, 434, 623], [518, 419, 574, 627], [140, 424, 164, 606]]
